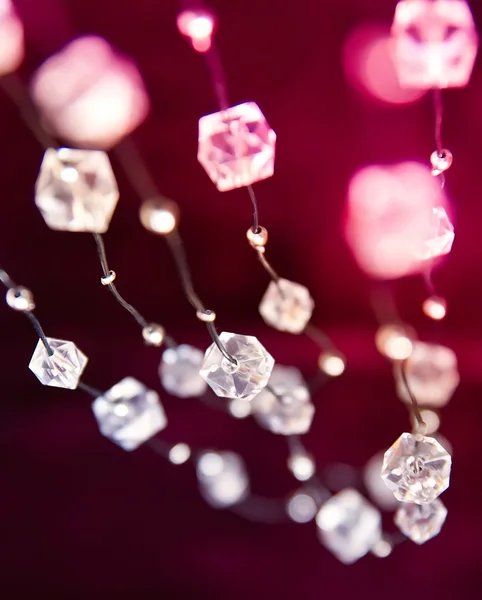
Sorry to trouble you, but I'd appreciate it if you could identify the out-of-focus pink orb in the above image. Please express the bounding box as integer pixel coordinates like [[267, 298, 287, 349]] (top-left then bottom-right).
[[342, 23, 426, 105], [0, 0, 24, 76], [423, 296, 447, 320], [30, 36, 150, 149], [177, 10, 215, 53], [391, 0, 478, 89], [344, 162, 453, 279]]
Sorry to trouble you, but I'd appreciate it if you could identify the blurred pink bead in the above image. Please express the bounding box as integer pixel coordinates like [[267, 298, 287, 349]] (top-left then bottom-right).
[[0, 0, 24, 76], [177, 9, 215, 52], [391, 0, 478, 89], [30, 36, 150, 149], [198, 102, 276, 192], [345, 162, 453, 279]]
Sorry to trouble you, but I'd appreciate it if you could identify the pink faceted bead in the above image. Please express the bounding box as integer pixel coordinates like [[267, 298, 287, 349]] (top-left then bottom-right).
[[30, 36, 150, 149], [391, 0, 478, 89], [197, 102, 276, 192], [421, 207, 455, 260], [0, 0, 24, 76]]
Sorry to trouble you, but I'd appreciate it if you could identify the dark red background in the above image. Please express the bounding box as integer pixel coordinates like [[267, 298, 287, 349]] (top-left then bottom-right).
[[1, 1, 482, 598]]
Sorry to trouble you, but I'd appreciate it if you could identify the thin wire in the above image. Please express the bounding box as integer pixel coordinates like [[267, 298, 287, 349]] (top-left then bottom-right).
[[205, 321, 237, 364], [369, 283, 402, 325], [204, 42, 229, 111], [92, 233, 149, 329], [246, 185, 260, 233], [24, 311, 54, 356], [114, 138, 159, 200], [0, 269, 16, 288], [78, 381, 103, 398], [400, 359, 426, 430], [257, 251, 281, 283], [433, 89, 446, 188], [304, 323, 336, 352]]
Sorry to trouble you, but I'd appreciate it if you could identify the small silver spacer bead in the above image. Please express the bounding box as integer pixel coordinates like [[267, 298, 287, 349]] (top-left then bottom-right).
[[142, 323, 166, 346], [6, 286, 35, 311], [196, 309, 216, 323], [101, 270, 116, 286]]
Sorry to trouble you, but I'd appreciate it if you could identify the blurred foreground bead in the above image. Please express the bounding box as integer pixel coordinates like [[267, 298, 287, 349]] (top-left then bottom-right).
[[92, 377, 167, 451], [0, 0, 24, 75], [419, 207, 455, 260], [316, 489, 382, 564], [259, 279, 314, 334], [422, 295, 447, 320], [200, 332, 274, 400], [394, 341, 459, 407], [177, 9, 215, 53], [287, 492, 318, 523], [252, 365, 314, 435], [228, 398, 252, 419], [169, 443, 191, 465], [288, 452, 316, 481], [197, 451, 249, 508], [142, 323, 165, 347], [29, 337, 88, 389], [381, 433, 451, 504], [139, 199, 178, 235], [246, 226, 268, 248], [318, 352, 346, 377], [363, 452, 400, 510], [31, 36, 149, 148], [375, 324, 414, 360], [430, 149, 453, 176], [198, 102, 276, 191], [395, 499, 447, 544], [6, 286, 35, 311], [159, 344, 207, 398], [35, 148, 119, 233], [391, 0, 478, 89], [371, 537, 393, 558]]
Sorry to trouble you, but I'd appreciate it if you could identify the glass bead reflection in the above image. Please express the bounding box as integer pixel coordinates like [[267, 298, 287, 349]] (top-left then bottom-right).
[[395, 499, 448, 544], [160, 344, 207, 398], [259, 278, 314, 334], [29, 337, 88, 390], [196, 451, 249, 508]]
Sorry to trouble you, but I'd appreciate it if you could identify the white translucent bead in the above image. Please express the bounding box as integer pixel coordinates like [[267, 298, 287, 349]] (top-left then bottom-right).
[[259, 278, 314, 334], [29, 337, 88, 389], [288, 453, 316, 481], [159, 344, 207, 398], [200, 332, 274, 400], [252, 365, 314, 435], [196, 451, 249, 508], [0, 1, 24, 76], [394, 341, 459, 407], [35, 148, 119, 233], [363, 452, 400, 511], [371, 537, 393, 558], [228, 398, 252, 419], [142, 323, 165, 347], [139, 199, 178, 235], [318, 352, 345, 377], [169, 443, 191, 465], [6, 286, 35, 311], [381, 433, 451, 504], [92, 377, 167, 451], [395, 499, 448, 544], [286, 492, 318, 523], [375, 324, 414, 360], [316, 488, 382, 564]]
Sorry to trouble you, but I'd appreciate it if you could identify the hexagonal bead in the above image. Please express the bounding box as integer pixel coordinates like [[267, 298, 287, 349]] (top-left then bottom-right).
[[259, 278, 314, 334], [35, 147, 119, 232], [316, 489, 382, 564], [159, 344, 207, 398], [420, 207, 455, 260], [200, 332, 274, 400], [197, 101, 276, 191], [391, 0, 478, 89], [394, 341, 459, 407], [395, 499, 448, 544], [381, 433, 451, 504], [92, 377, 167, 451], [196, 451, 249, 508], [29, 337, 88, 389], [252, 365, 315, 435]]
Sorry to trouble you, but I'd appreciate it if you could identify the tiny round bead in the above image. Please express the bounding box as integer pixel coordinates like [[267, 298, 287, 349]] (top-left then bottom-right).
[[142, 323, 165, 346], [196, 309, 216, 323], [6, 286, 35, 311], [371, 538, 393, 558], [422, 296, 447, 321], [318, 352, 345, 377], [375, 324, 415, 361], [140, 199, 179, 235], [246, 226, 268, 248], [430, 149, 453, 175], [101, 270, 116, 286]]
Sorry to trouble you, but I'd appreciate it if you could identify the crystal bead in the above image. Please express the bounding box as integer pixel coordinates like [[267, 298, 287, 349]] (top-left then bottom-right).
[[197, 102, 276, 191], [381, 433, 451, 504], [35, 147, 119, 233], [92, 377, 167, 451], [252, 365, 314, 435], [395, 499, 448, 544], [363, 452, 400, 511], [159, 344, 207, 398], [29, 337, 88, 389], [6, 286, 35, 311], [391, 0, 478, 89], [200, 332, 274, 400], [169, 443, 191, 465], [287, 492, 318, 523], [259, 278, 314, 334], [394, 341, 459, 407], [288, 452, 316, 481], [316, 489, 382, 564], [196, 451, 249, 508], [420, 207, 455, 260]]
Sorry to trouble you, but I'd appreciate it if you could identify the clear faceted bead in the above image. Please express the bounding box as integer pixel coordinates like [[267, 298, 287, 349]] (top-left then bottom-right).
[[196, 451, 249, 508], [391, 0, 478, 89], [200, 332, 274, 400], [35, 147, 119, 233], [381, 433, 451, 504], [395, 499, 448, 544], [197, 102, 276, 191], [394, 341, 459, 407], [259, 278, 314, 334], [29, 337, 88, 389], [252, 365, 314, 435], [420, 207, 455, 260], [159, 344, 207, 398], [92, 377, 167, 451], [316, 488, 382, 564]]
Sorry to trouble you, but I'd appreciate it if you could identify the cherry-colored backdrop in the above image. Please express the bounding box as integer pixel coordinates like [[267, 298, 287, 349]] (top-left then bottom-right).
[[1, 1, 482, 598]]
